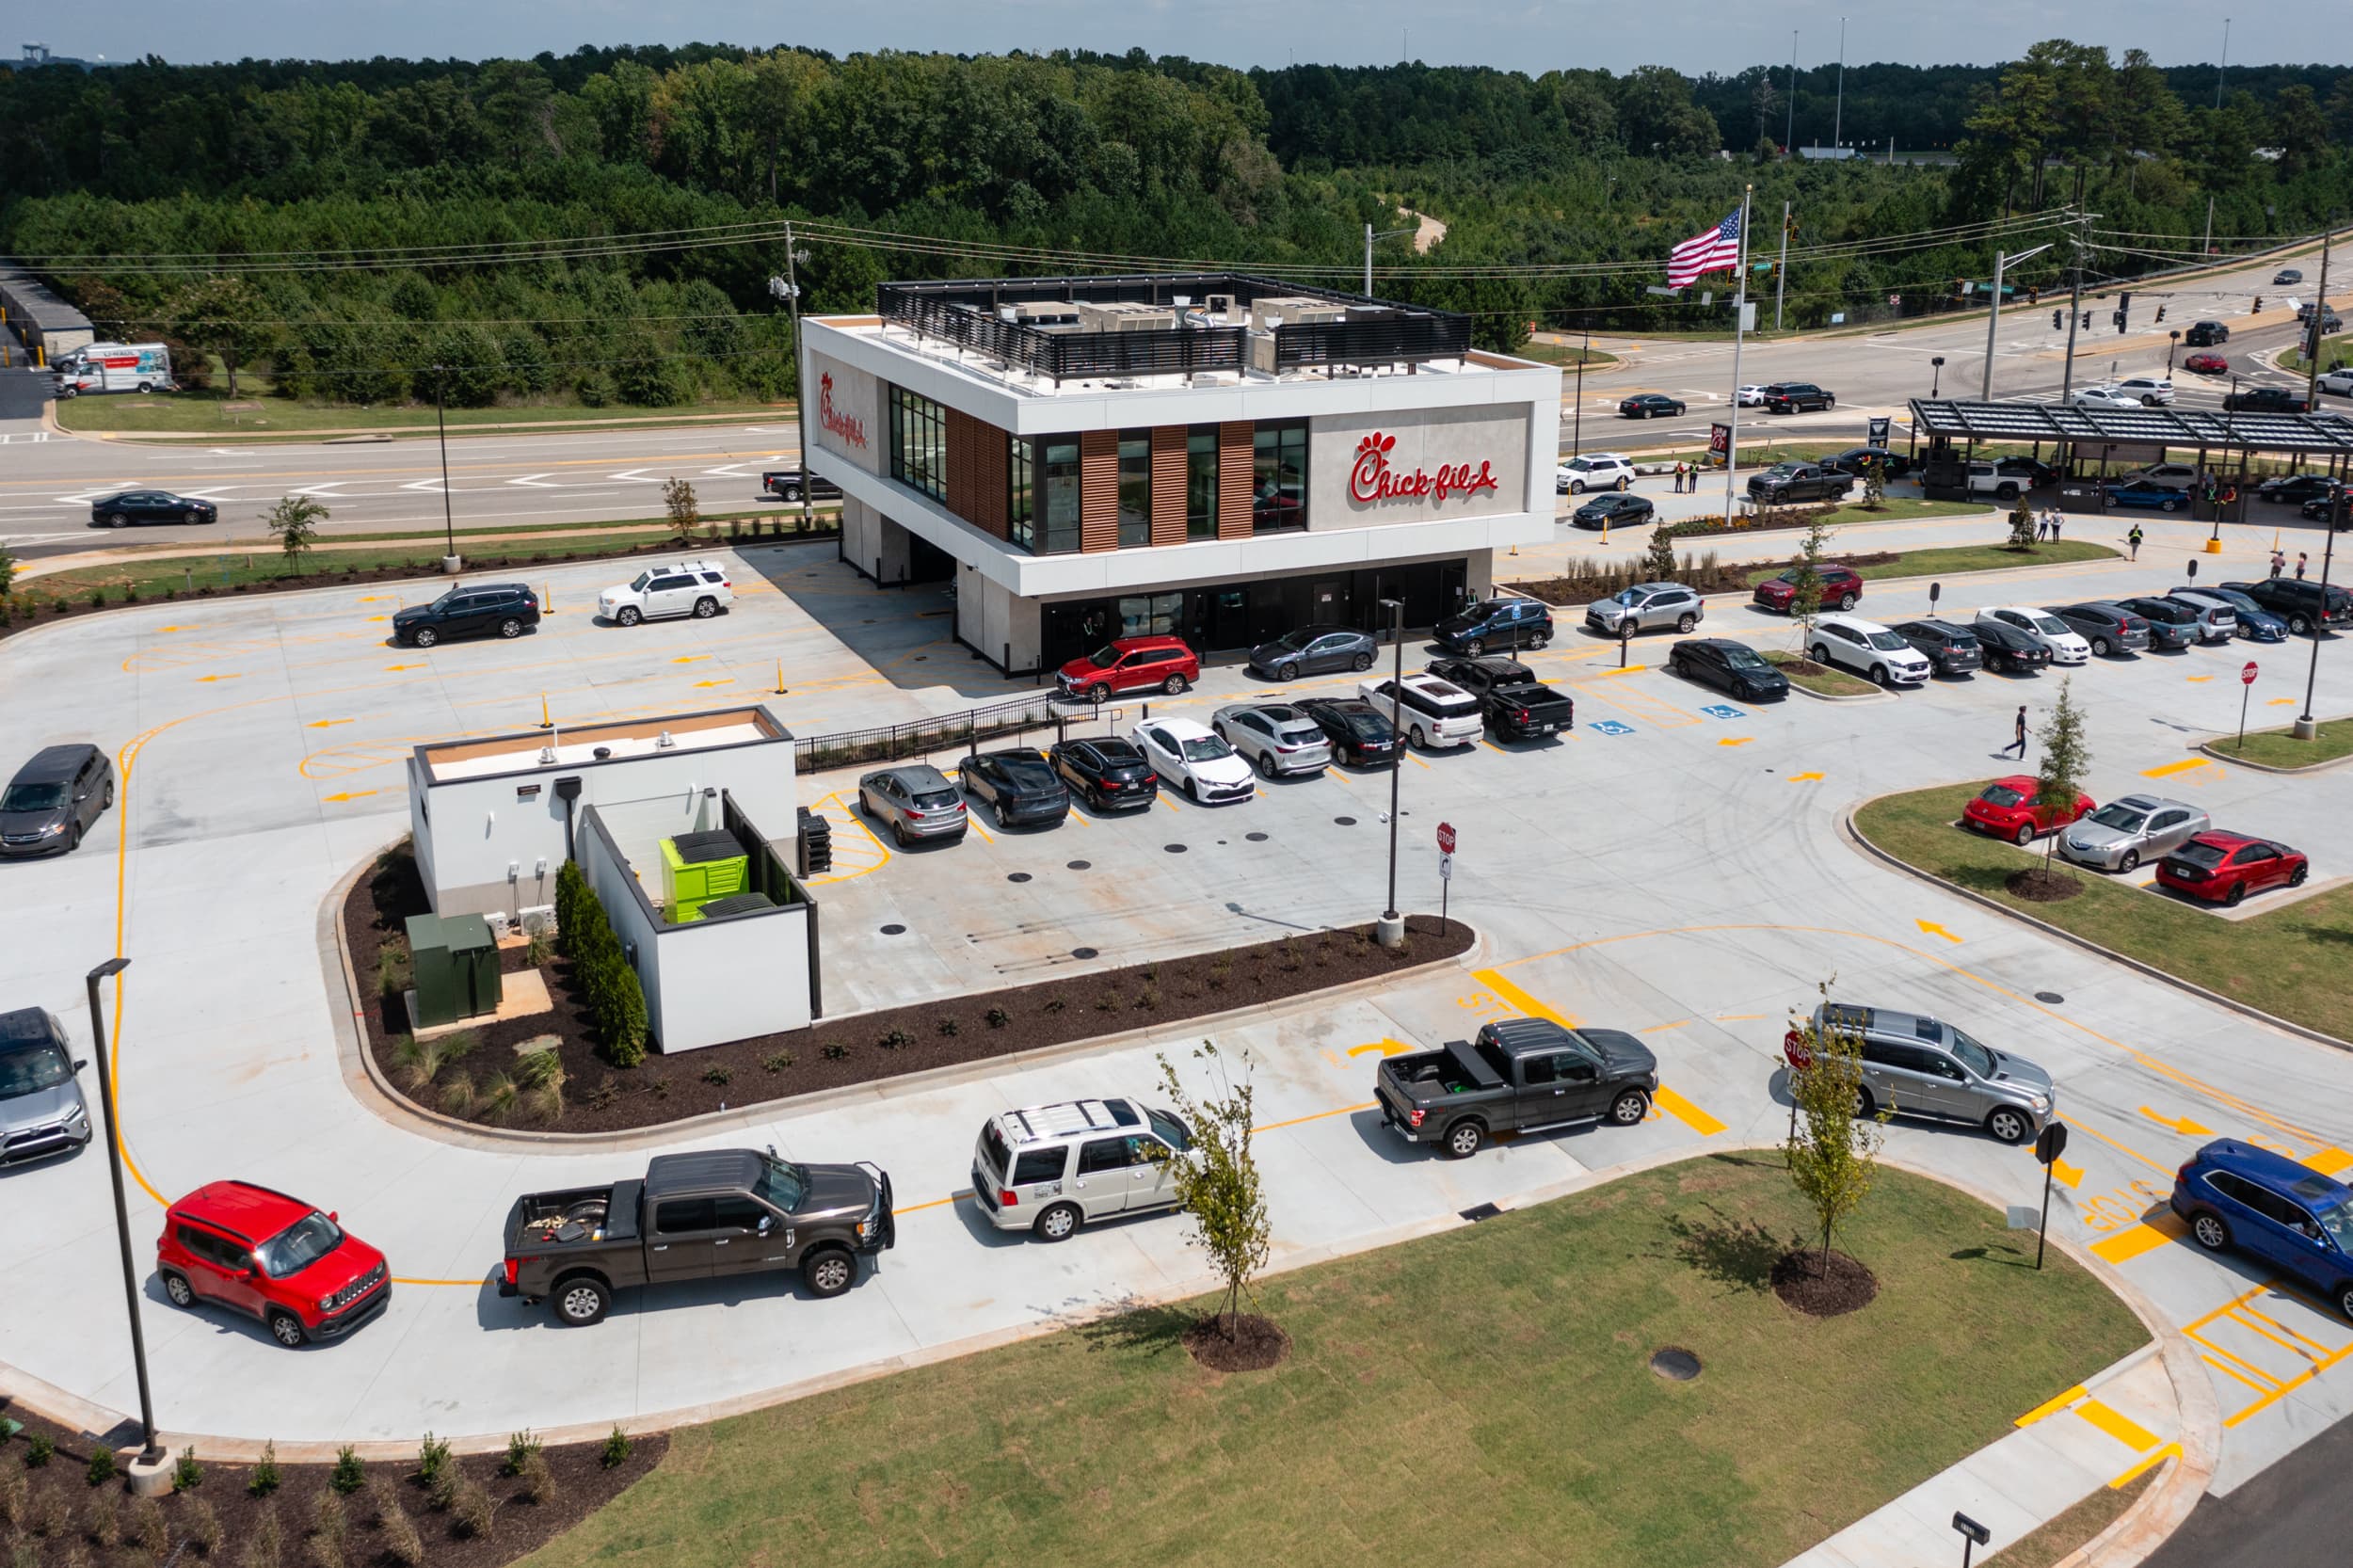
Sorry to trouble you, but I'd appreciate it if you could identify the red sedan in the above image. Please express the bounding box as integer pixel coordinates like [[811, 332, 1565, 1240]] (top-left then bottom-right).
[[2182, 351, 2229, 376], [1962, 776, 2094, 845], [2154, 831, 2310, 906]]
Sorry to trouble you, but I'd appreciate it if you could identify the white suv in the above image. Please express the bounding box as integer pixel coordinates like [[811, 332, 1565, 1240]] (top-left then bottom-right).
[[968, 1096, 1193, 1241], [2318, 368, 2353, 398], [1360, 672, 1484, 750], [1808, 615, 1933, 688], [1557, 454, 1636, 494], [2113, 376, 2175, 407], [1976, 606, 2090, 665], [598, 560, 734, 626]]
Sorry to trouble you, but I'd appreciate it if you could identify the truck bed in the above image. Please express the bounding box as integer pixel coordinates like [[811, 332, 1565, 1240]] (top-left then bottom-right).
[[505, 1180, 641, 1251], [1385, 1039, 1506, 1098]]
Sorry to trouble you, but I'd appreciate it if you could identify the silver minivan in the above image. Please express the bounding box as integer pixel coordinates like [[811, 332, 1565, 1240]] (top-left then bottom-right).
[[1813, 1003, 2056, 1144], [969, 1096, 1193, 1241]]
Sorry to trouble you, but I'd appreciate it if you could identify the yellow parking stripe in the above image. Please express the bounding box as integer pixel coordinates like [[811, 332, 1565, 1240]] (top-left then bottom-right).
[[2089, 1214, 2186, 1264], [2305, 1145, 2353, 1177], [1652, 1086, 1726, 1136], [2109, 1443, 2181, 1489], [2014, 1384, 2089, 1428], [1472, 969, 1577, 1028], [2073, 1398, 2161, 1452]]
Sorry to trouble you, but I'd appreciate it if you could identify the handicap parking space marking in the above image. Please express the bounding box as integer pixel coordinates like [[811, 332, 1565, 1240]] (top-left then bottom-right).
[[1588, 719, 1636, 737], [1700, 704, 1748, 720]]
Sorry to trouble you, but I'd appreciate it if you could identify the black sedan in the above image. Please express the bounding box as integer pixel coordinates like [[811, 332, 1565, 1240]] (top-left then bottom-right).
[[1570, 493, 1656, 531], [1969, 616, 2055, 673], [88, 490, 217, 529], [1665, 638, 1788, 702], [1294, 697, 1400, 766], [2256, 473, 2339, 505], [1618, 393, 1687, 419], [1823, 446, 1912, 479], [1246, 624, 1378, 680], [958, 747, 1070, 828], [1888, 619, 1983, 677], [1046, 736, 1159, 811], [2297, 485, 2348, 520]]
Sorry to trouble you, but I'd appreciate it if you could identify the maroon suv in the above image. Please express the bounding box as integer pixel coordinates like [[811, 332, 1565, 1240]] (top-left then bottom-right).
[[1753, 565, 1863, 614], [1055, 635, 1200, 701], [158, 1181, 389, 1348]]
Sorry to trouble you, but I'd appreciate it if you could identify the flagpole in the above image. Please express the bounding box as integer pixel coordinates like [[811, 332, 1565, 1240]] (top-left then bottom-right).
[[1721, 184, 1754, 525]]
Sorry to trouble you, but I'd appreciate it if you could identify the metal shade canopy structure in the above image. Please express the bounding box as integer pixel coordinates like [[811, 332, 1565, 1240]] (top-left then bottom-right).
[[1907, 398, 2353, 459]]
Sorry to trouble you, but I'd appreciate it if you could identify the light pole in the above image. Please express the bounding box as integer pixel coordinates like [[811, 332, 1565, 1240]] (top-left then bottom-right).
[[87, 956, 163, 1469], [1365, 220, 1417, 296], [1378, 596, 1406, 949], [1572, 317, 1590, 457], [1930, 356, 1945, 400], [769, 223, 815, 536], [2295, 223, 2338, 742], [1980, 242, 2053, 400], [1785, 30, 1798, 155], [431, 364, 457, 572]]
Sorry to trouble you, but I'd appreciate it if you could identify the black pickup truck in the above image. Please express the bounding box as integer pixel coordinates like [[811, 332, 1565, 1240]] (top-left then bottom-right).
[[762, 469, 844, 504], [1423, 656, 1575, 741], [1746, 462, 1858, 504], [1376, 1017, 1657, 1159], [499, 1147, 892, 1326]]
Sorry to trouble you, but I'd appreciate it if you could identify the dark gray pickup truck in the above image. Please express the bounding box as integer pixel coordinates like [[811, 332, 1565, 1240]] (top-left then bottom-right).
[[1424, 656, 1575, 741], [499, 1147, 893, 1326], [1746, 462, 1857, 504], [1376, 1016, 1657, 1159]]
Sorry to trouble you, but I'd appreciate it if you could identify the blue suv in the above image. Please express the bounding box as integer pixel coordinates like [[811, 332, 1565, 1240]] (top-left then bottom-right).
[[2171, 1140, 2353, 1320]]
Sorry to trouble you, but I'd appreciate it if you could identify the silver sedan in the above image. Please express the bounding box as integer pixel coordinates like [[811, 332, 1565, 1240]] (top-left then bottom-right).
[[1211, 703, 1334, 779], [2057, 794, 2209, 872]]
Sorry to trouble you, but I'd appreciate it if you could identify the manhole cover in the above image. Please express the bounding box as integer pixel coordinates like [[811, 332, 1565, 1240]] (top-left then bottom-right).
[[1164, 843, 1188, 854], [2035, 991, 2065, 1004], [879, 923, 906, 936], [1334, 815, 1358, 826], [1650, 1348, 1703, 1382], [1246, 831, 1269, 842], [1007, 872, 1032, 883], [1066, 859, 1091, 871], [1071, 947, 1098, 960]]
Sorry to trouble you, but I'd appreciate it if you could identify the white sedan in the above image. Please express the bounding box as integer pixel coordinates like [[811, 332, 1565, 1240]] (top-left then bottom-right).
[[1736, 385, 1769, 407], [2070, 385, 2144, 411], [1976, 606, 2090, 665], [1127, 717, 1255, 805]]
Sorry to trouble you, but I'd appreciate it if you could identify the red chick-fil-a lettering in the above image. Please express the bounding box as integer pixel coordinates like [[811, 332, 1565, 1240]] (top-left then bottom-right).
[[1350, 432, 1498, 504]]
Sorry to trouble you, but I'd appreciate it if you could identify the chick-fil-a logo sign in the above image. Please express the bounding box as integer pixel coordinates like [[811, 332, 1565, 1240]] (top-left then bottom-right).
[[1349, 431, 1499, 505], [818, 372, 868, 449]]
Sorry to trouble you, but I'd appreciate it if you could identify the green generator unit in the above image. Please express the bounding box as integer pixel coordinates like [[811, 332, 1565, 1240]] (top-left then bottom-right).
[[662, 829, 748, 923], [405, 911, 503, 1028]]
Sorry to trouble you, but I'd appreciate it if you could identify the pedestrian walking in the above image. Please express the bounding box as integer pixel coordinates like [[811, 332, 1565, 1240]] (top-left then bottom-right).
[[2127, 523, 2143, 561], [2297, 552, 2309, 580], [2002, 705, 2029, 760], [2094, 477, 2108, 513], [2049, 510, 2061, 541], [2271, 550, 2287, 578]]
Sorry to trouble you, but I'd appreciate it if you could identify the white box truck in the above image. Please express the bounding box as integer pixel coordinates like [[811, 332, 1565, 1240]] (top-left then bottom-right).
[[56, 342, 173, 396]]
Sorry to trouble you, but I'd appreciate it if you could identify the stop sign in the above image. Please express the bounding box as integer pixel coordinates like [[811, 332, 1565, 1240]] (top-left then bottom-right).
[[1436, 822, 1457, 855], [2242, 661, 2259, 685]]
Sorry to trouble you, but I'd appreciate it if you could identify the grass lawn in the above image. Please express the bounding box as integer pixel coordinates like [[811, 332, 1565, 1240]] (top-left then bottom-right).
[[1856, 782, 2353, 1041], [55, 388, 793, 438], [1739, 541, 2115, 589], [1517, 340, 1620, 369], [2209, 716, 2353, 770], [1764, 648, 1879, 696], [1993, 1470, 2153, 1568], [1815, 498, 1990, 525], [521, 1156, 2144, 1568]]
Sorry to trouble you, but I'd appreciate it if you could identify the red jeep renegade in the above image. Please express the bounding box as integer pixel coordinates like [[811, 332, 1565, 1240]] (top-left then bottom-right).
[[157, 1181, 389, 1348]]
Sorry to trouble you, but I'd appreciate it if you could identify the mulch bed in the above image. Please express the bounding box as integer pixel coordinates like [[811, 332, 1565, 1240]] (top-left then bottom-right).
[[348, 843, 1473, 1135], [0, 1400, 664, 1568], [1181, 1313, 1292, 1373], [2007, 868, 2085, 904], [1770, 1248, 1881, 1318]]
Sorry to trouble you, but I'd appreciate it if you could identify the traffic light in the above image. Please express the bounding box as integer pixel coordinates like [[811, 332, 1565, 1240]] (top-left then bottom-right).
[[2112, 311, 2125, 331], [2027, 285, 2040, 306], [2052, 309, 2063, 330], [2254, 296, 2264, 312], [2154, 305, 2166, 323], [2081, 311, 2093, 329], [2116, 291, 2132, 333]]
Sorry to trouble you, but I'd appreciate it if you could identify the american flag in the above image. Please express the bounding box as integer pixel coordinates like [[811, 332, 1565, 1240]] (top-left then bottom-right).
[[1667, 209, 1743, 289]]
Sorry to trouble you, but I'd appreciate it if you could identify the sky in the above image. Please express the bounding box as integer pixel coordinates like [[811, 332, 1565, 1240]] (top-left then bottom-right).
[[17, 0, 2345, 75]]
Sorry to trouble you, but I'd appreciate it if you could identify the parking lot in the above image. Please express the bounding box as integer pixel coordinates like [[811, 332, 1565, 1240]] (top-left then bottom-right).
[[2, 527, 2351, 1502]]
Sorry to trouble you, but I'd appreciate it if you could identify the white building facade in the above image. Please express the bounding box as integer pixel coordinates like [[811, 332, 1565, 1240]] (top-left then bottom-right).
[[800, 274, 1562, 674]]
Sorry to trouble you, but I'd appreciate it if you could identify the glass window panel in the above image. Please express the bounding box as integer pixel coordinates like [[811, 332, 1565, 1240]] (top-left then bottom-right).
[[1117, 433, 1152, 548], [1043, 440, 1081, 553], [1186, 427, 1219, 540]]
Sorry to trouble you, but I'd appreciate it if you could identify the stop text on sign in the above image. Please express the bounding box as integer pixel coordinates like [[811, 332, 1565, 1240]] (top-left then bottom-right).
[[1350, 432, 1500, 504]]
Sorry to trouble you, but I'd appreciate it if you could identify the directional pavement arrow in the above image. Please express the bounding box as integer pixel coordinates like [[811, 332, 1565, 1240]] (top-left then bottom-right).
[[1786, 771, 1825, 781], [321, 790, 380, 804], [2137, 1108, 2214, 1136], [194, 673, 241, 682], [384, 663, 427, 672], [670, 655, 711, 664], [1914, 920, 1962, 943], [507, 473, 559, 488], [2050, 1158, 2084, 1190], [1718, 736, 1754, 747], [305, 718, 355, 729]]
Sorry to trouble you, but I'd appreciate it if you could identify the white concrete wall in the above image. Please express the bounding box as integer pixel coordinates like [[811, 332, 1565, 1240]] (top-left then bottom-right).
[[1306, 404, 1531, 529], [578, 815, 667, 1042], [840, 495, 881, 579], [804, 348, 882, 475]]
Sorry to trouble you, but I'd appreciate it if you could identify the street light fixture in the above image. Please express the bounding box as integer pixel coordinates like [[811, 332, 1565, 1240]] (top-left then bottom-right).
[[1929, 356, 1945, 399], [2168, 328, 2182, 373], [2294, 220, 2337, 742], [430, 364, 457, 572], [86, 955, 163, 1468], [1377, 597, 1406, 950], [769, 235, 815, 537]]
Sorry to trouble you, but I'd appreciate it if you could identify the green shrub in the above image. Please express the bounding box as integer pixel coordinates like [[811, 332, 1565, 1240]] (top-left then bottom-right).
[[413, 1433, 451, 1486], [762, 1050, 794, 1072], [476, 1070, 519, 1125], [934, 1017, 958, 1037], [984, 1007, 1009, 1029], [600, 1425, 632, 1469], [247, 1440, 279, 1497], [701, 1064, 731, 1086], [513, 1049, 563, 1089], [86, 1446, 117, 1487], [820, 1042, 848, 1061], [328, 1446, 363, 1495], [173, 1446, 203, 1491], [517, 1448, 555, 1505], [502, 1430, 541, 1478], [27, 1432, 54, 1466]]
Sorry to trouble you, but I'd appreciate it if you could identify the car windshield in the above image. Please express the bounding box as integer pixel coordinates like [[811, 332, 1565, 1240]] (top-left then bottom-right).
[[429, 589, 462, 610], [0, 1042, 72, 1097], [630, 572, 653, 592], [1085, 646, 1121, 668], [1722, 647, 1768, 670], [994, 757, 1057, 790], [254, 1212, 344, 1278], [1865, 632, 1909, 651], [1563, 460, 1595, 473], [1267, 630, 1313, 651], [1147, 1108, 1192, 1152], [1180, 736, 1233, 763], [759, 1155, 808, 1211], [0, 782, 68, 811], [2029, 615, 2072, 635], [1092, 740, 1144, 765], [2317, 1200, 2353, 1250], [2174, 840, 2229, 868], [1774, 568, 1802, 584], [1764, 464, 1800, 478], [911, 789, 959, 809], [1979, 783, 2026, 808], [2088, 804, 2148, 832], [1946, 1029, 1997, 1080]]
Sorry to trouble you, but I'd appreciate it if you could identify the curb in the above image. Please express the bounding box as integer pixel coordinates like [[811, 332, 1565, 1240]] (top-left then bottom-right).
[[1779, 676, 1894, 704], [2196, 716, 2353, 775], [1841, 800, 2352, 1055], [328, 848, 1492, 1152]]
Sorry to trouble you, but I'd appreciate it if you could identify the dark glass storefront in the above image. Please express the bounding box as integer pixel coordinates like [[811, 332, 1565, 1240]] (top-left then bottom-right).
[[1038, 557, 1469, 670]]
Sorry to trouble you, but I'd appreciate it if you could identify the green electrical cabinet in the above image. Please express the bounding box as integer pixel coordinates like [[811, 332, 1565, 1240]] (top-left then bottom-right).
[[406, 911, 504, 1028], [662, 830, 748, 923]]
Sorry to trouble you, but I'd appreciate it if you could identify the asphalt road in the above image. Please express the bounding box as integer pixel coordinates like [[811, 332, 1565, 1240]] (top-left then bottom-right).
[[2141, 1403, 2353, 1568]]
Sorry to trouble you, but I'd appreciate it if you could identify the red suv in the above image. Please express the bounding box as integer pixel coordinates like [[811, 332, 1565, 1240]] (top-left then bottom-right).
[[1055, 635, 1199, 701], [158, 1182, 389, 1348], [1753, 565, 1863, 614]]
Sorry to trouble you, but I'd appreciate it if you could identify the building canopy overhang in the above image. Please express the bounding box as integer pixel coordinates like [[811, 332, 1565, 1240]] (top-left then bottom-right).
[[1909, 398, 2353, 458]]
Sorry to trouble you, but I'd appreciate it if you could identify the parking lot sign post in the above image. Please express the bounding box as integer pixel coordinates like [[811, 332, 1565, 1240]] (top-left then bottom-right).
[[2239, 660, 2258, 751], [1952, 1511, 1992, 1568], [1436, 823, 1457, 934], [2032, 1121, 2070, 1271], [1619, 609, 1636, 668]]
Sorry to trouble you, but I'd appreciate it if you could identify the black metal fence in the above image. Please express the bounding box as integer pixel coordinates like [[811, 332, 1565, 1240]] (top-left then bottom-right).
[[794, 692, 1129, 775], [877, 284, 1244, 383]]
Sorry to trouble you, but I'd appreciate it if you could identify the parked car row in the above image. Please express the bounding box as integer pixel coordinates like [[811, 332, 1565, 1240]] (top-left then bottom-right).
[[1961, 776, 2310, 904]]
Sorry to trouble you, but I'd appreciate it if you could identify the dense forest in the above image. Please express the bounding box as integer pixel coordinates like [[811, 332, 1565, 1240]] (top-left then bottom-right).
[[3, 41, 2347, 408]]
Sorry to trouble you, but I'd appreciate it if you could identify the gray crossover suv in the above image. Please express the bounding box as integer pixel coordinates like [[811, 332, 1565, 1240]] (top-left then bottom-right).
[[0, 1008, 93, 1166], [1585, 581, 1704, 636], [856, 763, 969, 847], [1814, 1002, 2056, 1144], [1211, 703, 1334, 778]]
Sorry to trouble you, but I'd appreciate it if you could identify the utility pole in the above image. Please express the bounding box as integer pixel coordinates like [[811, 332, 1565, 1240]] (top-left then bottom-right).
[[1776, 201, 1791, 331], [1981, 242, 2053, 400], [1721, 186, 1755, 525], [1365, 220, 1416, 296], [1572, 317, 1589, 457], [1785, 31, 1798, 154], [1378, 597, 1406, 948], [432, 364, 457, 571], [2060, 185, 2093, 401], [770, 220, 815, 536], [2295, 222, 2335, 743], [1833, 17, 1847, 152], [2217, 17, 2230, 108], [2202, 193, 2216, 259]]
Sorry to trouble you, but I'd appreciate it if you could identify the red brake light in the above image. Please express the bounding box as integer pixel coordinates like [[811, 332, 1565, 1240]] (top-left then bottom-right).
[[1408, 1108, 1425, 1128], [2177, 1162, 2195, 1183], [999, 1190, 1018, 1208], [502, 1258, 520, 1286]]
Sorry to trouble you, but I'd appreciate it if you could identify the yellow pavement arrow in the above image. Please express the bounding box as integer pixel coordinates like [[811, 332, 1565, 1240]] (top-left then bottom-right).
[[357, 596, 394, 603], [691, 679, 734, 689], [157, 624, 194, 632], [2050, 1158, 2085, 1190], [194, 673, 241, 682], [305, 718, 355, 729], [1914, 920, 1962, 943], [384, 663, 426, 672], [670, 655, 711, 664], [1787, 771, 1825, 782], [1718, 736, 1755, 747], [322, 790, 380, 804], [2137, 1107, 2214, 1137], [1346, 1039, 1417, 1058], [2185, 675, 2214, 683]]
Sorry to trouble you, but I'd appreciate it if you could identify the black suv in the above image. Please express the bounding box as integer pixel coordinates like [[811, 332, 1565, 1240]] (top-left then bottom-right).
[[1047, 737, 1160, 811], [2224, 578, 2353, 635], [2, 744, 114, 857], [2223, 386, 2311, 414], [1763, 381, 1835, 413], [1822, 446, 1911, 479], [2256, 474, 2339, 505], [1294, 698, 1399, 767], [1434, 598, 1553, 655], [1887, 619, 1984, 677], [390, 584, 541, 648], [2184, 321, 2230, 347]]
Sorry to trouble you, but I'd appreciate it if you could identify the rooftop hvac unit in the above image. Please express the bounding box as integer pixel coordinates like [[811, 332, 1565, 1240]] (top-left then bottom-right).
[[1250, 296, 1346, 333], [1249, 331, 1279, 375], [1072, 300, 1176, 332], [1007, 301, 1080, 327], [1206, 293, 1236, 318]]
